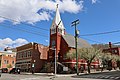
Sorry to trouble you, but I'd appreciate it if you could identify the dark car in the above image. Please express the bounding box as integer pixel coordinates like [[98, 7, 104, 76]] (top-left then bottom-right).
[[9, 68, 20, 74], [1, 68, 8, 73]]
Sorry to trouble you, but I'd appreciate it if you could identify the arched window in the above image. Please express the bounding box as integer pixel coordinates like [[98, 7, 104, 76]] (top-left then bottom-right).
[[51, 28, 56, 34], [58, 28, 62, 34]]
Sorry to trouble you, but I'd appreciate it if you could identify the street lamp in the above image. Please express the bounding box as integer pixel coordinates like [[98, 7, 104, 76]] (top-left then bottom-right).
[[71, 19, 80, 75], [50, 47, 57, 76]]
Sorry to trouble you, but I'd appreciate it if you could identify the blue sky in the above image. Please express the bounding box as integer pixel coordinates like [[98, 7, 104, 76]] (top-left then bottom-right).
[[0, 0, 120, 50]]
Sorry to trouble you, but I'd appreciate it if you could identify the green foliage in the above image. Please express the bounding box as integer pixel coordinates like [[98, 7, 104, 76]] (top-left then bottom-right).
[[113, 55, 120, 61], [100, 53, 119, 61], [78, 48, 101, 63], [66, 48, 101, 73], [99, 53, 112, 67], [0, 60, 1, 67], [7, 64, 12, 68], [105, 53, 112, 60], [78, 48, 101, 73], [66, 48, 102, 62], [66, 51, 76, 59]]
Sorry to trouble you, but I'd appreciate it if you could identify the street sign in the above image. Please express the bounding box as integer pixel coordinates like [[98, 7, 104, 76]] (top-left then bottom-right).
[[32, 64, 34, 68], [63, 67, 68, 71]]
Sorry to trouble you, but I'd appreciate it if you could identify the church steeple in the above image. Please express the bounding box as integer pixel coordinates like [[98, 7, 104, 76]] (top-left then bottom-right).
[[50, 4, 65, 35]]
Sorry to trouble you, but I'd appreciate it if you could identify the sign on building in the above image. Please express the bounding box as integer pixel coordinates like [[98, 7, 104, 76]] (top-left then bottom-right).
[[63, 67, 68, 71]]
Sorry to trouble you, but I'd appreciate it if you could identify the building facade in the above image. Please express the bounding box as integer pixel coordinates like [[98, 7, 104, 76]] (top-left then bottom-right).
[[48, 5, 95, 72], [0, 50, 16, 70], [103, 47, 120, 55], [102, 42, 120, 70], [16, 42, 48, 72], [103, 42, 120, 55]]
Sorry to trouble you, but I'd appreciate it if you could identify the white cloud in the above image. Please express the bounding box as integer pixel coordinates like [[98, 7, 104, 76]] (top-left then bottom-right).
[[92, 0, 98, 4], [0, 38, 28, 50], [56, 0, 84, 13], [0, 0, 84, 24], [0, 17, 5, 22]]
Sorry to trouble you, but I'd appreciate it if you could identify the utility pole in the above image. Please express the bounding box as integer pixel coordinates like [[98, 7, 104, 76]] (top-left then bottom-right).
[[71, 19, 80, 75]]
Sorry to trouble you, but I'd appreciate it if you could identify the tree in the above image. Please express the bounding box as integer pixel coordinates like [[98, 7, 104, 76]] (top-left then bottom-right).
[[102, 53, 113, 70], [112, 55, 120, 69], [7, 64, 12, 70], [66, 48, 102, 73], [98, 53, 110, 71], [66, 50, 76, 59], [78, 48, 101, 73], [100, 53, 118, 71]]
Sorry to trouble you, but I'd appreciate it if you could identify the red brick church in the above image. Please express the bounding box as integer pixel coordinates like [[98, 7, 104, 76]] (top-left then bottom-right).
[[15, 5, 94, 73], [47, 5, 92, 72]]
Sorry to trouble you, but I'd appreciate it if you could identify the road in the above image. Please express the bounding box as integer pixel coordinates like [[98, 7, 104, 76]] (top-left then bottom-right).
[[72, 70, 120, 80], [0, 71, 120, 80]]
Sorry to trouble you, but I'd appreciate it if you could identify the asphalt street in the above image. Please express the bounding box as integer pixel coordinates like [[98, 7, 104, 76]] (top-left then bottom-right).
[[0, 70, 120, 80], [72, 70, 120, 80]]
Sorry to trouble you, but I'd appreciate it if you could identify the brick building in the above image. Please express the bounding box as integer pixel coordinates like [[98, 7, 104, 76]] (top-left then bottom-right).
[[102, 42, 120, 70], [0, 49, 16, 70], [103, 47, 120, 55], [48, 5, 93, 72], [16, 42, 48, 72], [103, 42, 120, 55]]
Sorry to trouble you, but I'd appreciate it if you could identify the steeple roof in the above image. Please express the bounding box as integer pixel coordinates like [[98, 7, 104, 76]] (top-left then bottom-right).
[[50, 4, 65, 30]]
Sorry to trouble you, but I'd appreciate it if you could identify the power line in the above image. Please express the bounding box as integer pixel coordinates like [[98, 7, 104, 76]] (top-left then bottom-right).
[[0, 24, 48, 38], [0, 15, 49, 31], [81, 36, 120, 45], [1, 22, 47, 35], [80, 29, 120, 36], [1, 15, 120, 44], [1, 15, 120, 37], [112, 42, 120, 44]]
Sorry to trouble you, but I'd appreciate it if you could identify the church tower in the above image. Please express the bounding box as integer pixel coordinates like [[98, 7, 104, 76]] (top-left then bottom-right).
[[49, 4, 65, 61]]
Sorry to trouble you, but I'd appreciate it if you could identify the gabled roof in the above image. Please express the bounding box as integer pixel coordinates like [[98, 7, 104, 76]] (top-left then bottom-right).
[[63, 34, 92, 48]]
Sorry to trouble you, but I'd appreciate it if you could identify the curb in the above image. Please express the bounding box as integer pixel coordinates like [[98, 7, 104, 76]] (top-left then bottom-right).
[[20, 70, 119, 77]]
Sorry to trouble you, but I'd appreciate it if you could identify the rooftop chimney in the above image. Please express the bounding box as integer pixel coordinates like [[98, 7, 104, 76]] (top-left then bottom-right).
[[109, 42, 112, 48]]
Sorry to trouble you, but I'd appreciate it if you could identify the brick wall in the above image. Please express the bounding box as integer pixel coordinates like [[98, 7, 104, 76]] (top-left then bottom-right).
[[0, 54, 16, 70], [16, 42, 48, 72]]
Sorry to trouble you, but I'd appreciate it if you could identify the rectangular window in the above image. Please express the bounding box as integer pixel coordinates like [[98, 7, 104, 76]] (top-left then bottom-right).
[[23, 52, 26, 58], [22, 53, 23, 58], [7, 60, 9, 64], [17, 53, 20, 59], [12, 61, 14, 64], [4, 60, 9, 64], [19, 53, 22, 58], [4, 60, 6, 64], [27, 51, 32, 57]]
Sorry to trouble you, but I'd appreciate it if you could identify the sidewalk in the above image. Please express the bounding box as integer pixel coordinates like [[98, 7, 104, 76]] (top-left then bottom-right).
[[21, 72, 77, 77], [20, 69, 119, 77]]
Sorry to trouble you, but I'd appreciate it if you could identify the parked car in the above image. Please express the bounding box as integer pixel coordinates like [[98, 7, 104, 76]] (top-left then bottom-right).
[[9, 68, 20, 74], [1, 68, 8, 73]]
